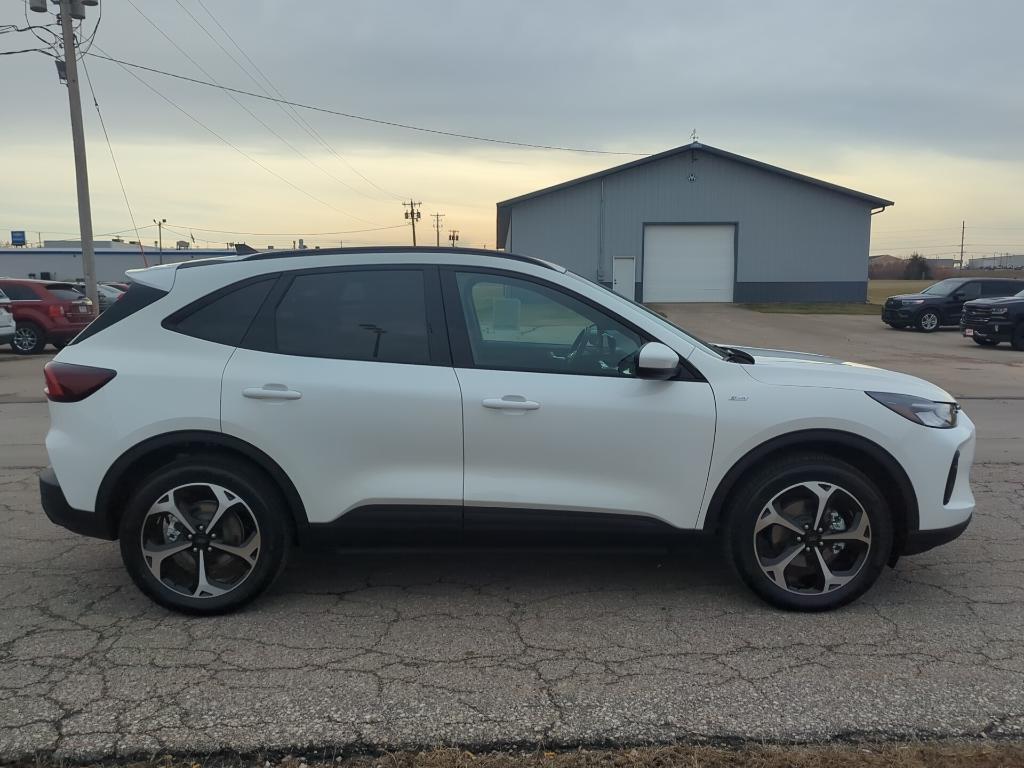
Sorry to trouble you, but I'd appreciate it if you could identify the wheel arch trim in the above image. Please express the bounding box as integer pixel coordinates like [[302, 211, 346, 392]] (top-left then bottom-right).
[[701, 428, 919, 542], [96, 430, 310, 543]]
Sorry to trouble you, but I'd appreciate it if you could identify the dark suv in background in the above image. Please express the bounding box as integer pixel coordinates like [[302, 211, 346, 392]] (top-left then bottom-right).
[[882, 277, 1024, 332], [0, 278, 96, 354], [961, 288, 1024, 350]]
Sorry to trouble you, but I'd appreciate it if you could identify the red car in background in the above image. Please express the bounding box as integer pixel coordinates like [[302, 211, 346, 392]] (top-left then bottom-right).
[[0, 278, 96, 354]]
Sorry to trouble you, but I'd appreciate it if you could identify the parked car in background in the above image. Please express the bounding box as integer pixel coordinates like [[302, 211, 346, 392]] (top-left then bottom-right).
[[882, 277, 1024, 331], [0, 278, 96, 354], [73, 281, 125, 313], [0, 289, 15, 346], [103, 281, 130, 292], [39, 247, 975, 615], [961, 288, 1024, 350]]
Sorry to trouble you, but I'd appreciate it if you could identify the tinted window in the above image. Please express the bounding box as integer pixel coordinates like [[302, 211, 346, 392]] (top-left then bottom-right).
[[46, 286, 85, 301], [172, 278, 275, 347], [956, 282, 981, 300], [72, 283, 169, 345], [275, 270, 430, 364], [0, 284, 39, 300], [983, 281, 1021, 297], [455, 272, 643, 377]]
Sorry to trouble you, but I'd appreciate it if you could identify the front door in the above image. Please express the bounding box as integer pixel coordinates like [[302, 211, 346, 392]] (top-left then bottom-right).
[[220, 266, 463, 526], [947, 280, 981, 322], [443, 268, 717, 529]]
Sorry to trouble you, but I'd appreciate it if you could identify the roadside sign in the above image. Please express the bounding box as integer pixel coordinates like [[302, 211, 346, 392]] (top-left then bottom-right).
[[11, 230, 26, 246]]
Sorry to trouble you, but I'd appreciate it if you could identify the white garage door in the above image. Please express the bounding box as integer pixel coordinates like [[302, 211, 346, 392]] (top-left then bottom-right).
[[642, 224, 735, 302]]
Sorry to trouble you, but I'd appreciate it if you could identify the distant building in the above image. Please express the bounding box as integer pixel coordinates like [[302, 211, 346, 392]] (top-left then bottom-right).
[[925, 258, 958, 269], [968, 254, 1024, 269], [0, 242, 241, 282], [496, 141, 893, 303]]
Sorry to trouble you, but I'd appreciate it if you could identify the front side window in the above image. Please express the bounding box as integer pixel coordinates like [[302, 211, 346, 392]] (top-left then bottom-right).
[[957, 282, 981, 300], [275, 269, 430, 364], [0, 284, 39, 301], [454, 272, 643, 377]]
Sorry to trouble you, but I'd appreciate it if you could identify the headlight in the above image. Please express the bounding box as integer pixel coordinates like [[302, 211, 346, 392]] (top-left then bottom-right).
[[902, 299, 925, 305], [867, 391, 959, 428], [990, 307, 1008, 316]]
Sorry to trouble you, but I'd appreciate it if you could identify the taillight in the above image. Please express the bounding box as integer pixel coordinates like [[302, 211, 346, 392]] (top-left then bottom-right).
[[43, 362, 116, 403], [48, 304, 66, 318]]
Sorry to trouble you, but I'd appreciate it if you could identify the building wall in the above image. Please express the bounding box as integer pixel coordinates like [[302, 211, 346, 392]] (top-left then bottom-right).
[[504, 149, 876, 302], [0, 249, 235, 283]]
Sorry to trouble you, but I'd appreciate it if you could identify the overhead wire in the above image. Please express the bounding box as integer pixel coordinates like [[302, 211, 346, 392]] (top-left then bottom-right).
[[122, 0, 383, 225], [85, 52, 650, 157], [190, 0, 403, 201]]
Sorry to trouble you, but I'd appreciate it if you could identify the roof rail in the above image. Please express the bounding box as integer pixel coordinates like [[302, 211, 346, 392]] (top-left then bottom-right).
[[238, 245, 565, 272]]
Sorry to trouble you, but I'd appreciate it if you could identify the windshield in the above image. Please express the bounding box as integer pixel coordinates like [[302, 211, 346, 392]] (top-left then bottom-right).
[[564, 271, 729, 359], [921, 279, 966, 295]]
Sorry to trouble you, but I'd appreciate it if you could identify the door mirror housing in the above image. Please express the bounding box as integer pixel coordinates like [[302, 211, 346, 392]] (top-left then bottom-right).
[[635, 342, 680, 380]]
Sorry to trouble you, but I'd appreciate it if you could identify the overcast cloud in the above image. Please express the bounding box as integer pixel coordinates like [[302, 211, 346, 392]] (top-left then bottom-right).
[[1, 0, 1022, 253]]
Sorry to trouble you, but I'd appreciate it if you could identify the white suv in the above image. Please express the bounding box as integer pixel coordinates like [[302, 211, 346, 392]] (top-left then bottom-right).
[[39, 248, 976, 614]]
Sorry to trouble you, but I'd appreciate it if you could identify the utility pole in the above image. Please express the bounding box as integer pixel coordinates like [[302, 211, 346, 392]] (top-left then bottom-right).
[[56, 0, 98, 312], [402, 200, 421, 246], [154, 218, 166, 264], [959, 220, 965, 270], [448, 229, 460, 248], [431, 212, 444, 247]]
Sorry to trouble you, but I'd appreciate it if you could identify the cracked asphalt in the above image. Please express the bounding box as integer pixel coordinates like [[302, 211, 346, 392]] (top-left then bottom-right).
[[1, 310, 1023, 761]]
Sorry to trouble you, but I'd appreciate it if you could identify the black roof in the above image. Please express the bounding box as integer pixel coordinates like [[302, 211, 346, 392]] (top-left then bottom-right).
[[496, 142, 894, 247]]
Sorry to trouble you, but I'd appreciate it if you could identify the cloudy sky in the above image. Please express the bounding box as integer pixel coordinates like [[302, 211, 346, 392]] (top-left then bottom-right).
[[1, 0, 1022, 257]]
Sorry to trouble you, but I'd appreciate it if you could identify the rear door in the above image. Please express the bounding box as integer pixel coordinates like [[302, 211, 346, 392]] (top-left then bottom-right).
[[220, 265, 463, 526]]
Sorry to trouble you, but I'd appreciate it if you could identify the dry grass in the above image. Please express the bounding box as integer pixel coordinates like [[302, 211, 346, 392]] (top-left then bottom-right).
[[740, 280, 934, 315], [867, 280, 933, 305], [12, 742, 1024, 768]]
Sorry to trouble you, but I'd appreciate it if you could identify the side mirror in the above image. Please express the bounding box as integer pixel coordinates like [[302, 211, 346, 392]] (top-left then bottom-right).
[[952, 292, 965, 301], [635, 341, 680, 380]]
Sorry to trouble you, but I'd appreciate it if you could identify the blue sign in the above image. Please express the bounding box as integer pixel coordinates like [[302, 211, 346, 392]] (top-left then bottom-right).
[[10, 231, 26, 246]]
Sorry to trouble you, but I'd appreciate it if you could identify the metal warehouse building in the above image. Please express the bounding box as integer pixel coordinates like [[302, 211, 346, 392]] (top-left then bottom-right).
[[496, 142, 893, 303]]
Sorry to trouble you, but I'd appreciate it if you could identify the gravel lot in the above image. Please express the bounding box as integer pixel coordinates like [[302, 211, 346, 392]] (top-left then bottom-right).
[[1, 309, 1022, 760]]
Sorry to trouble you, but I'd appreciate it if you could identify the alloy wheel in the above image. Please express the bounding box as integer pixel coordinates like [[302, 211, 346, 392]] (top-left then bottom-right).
[[12, 327, 38, 352], [753, 481, 872, 595], [919, 312, 939, 331], [139, 482, 261, 599]]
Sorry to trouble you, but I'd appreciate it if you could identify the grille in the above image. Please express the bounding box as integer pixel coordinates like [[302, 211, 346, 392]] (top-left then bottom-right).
[[963, 306, 992, 321]]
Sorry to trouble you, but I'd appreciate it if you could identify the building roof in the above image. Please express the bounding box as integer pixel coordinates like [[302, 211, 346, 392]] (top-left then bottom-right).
[[496, 142, 894, 247]]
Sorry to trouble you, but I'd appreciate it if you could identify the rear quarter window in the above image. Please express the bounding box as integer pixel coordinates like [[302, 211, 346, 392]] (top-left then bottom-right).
[[164, 276, 276, 347], [70, 283, 169, 345], [45, 286, 86, 301]]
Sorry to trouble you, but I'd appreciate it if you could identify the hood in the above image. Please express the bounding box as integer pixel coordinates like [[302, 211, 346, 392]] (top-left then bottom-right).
[[966, 295, 1023, 307], [886, 293, 939, 303], [725, 346, 956, 403]]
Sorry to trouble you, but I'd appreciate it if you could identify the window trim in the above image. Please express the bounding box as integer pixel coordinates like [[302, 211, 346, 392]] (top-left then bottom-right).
[[439, 266, 704, 381], [242, 263, 451, 367]]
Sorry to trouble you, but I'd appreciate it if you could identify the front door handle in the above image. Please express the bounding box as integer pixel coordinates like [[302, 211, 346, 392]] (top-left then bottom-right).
[[243, 384, 302, 401], [482, 395, 540, 411]]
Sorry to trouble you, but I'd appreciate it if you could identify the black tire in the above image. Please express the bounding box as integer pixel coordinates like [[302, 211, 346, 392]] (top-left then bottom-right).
[[10, 321, 47, 354], [885, 322, 906, 329], [723, 453, 894, 612], [972, 336, 999, 347], [119, 454, 292, 614], [1012, 323, 1024, 352], [915, 310, 941, 332], [51, 340, 68, 350]]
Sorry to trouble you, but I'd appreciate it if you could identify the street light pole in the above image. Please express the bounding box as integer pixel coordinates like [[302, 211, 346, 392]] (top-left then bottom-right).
[[154, 218, 166, 264], [57, 0, 98, 312]]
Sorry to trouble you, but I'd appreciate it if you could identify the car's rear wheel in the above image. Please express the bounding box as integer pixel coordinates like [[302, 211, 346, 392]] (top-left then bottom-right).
[[11, 322, 47, 354], [972, 336, 999, 347], [119, 455, 291, 614], [724, 454, 893, 611], [916, 310, 941, 332]]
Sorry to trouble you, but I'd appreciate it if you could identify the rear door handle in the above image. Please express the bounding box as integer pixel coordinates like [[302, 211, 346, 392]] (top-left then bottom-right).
[[482, 395, 540, 411], [243, 384, 302, 401]]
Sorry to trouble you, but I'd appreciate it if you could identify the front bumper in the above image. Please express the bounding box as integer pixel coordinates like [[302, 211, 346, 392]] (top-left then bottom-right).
[[902, 516, 972, 555], [39, 467, 116, 540], [881, 307, 913, 324], [960, 319, 1013, 341], [0, 326, 14, 343]]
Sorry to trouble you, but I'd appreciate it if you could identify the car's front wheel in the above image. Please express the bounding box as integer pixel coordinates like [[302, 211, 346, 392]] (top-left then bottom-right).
[[916, 310, 941, 332], [11, 321, 47, 354], [119, 455, 291, 614], [725, 454, 893, 611]]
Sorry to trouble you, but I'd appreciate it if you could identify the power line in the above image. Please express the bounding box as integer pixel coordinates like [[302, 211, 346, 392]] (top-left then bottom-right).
[[191, 0, 403, 201], [91, 44, 371, 221], [165, 223, 407, 237], [80, 56, 148, 265], [122, 0, 382, 224], [85, 51, 649, 157]]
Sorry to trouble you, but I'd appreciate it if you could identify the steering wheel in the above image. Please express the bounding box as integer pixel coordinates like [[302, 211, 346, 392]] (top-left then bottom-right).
[[566, 324, 617, 369]]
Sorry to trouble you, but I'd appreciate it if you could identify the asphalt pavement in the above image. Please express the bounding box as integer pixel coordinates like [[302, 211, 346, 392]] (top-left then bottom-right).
[[1, 310, 1022, 760]]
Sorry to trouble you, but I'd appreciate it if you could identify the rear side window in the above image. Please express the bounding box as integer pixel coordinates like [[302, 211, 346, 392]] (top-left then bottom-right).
[[168, 277, 276, 347], [1, 284, 39, 300], [984, 281, 1020, 297], [71, 283, 169, 345], [274, 269, 430, 364]]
